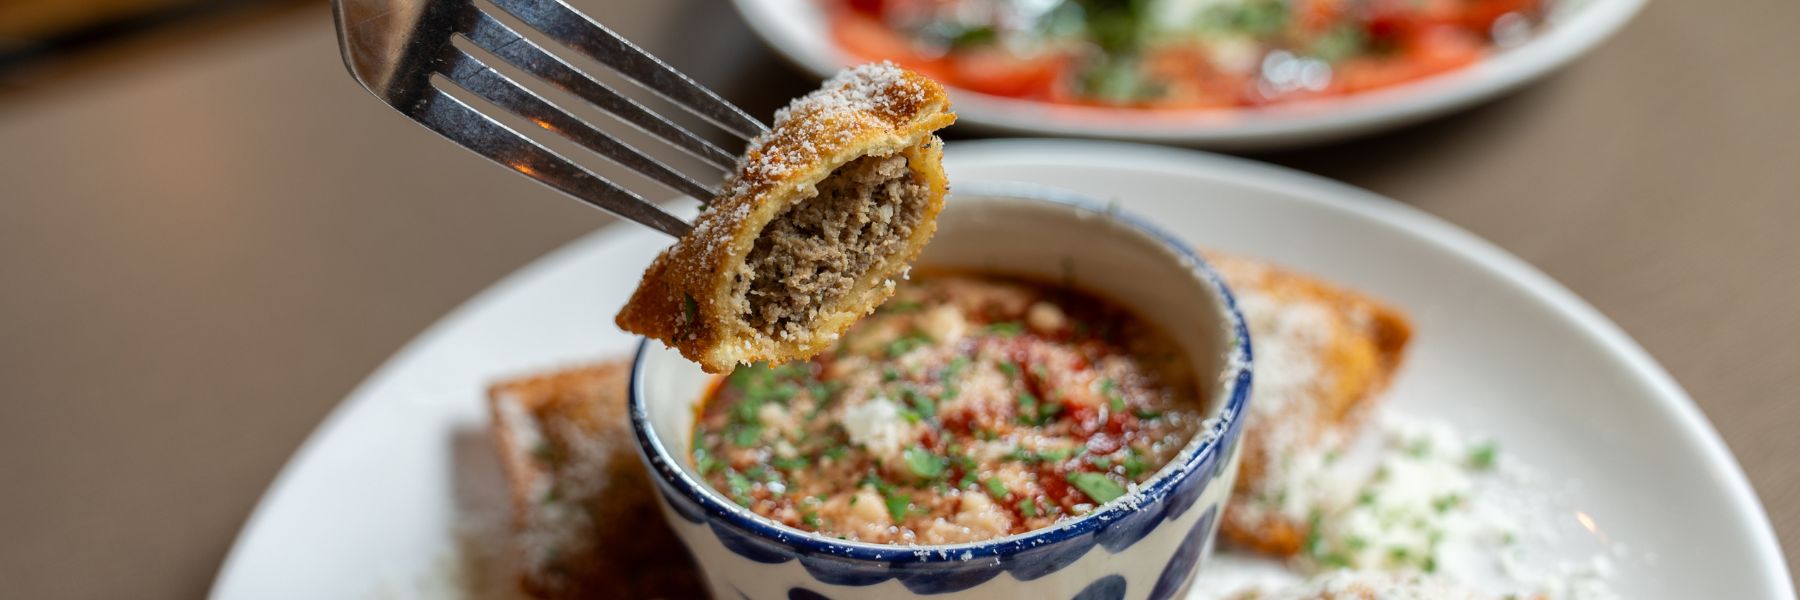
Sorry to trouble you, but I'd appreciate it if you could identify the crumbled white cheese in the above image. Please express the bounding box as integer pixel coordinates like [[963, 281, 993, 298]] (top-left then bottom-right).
[[1253, 571, 1488, 599], [840, 397, 912, 457]]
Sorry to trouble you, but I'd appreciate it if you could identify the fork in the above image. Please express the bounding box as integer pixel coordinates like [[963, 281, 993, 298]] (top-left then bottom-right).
[[330, 0, 772, 237]]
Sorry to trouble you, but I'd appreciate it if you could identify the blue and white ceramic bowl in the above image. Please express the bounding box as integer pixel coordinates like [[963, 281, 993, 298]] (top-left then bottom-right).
[[630, 185, 1253, 600]]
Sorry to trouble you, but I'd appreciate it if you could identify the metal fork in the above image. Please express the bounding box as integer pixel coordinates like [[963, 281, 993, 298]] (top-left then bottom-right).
[[330, 0, 771, 237]]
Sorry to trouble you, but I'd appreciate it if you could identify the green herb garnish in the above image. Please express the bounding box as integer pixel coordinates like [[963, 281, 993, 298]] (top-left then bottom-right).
[[729, 424, 762, 447], [986, 321, 1024, 337], [1122, 450, 1148, 479], [1468, 442, 1499, 470], [1100, 378, 1125, 413], [1015, 391, 1039, 423], [886, 332, 934, 358], [1067, 472, 1127, 504], [903, 445, 947, 479], [724, 469, 754, 506], [984, 478, 1010, 499], [902, 387, 936, 419], [1037, 447, 1075, 463], [696, 455, 722, 475], [884, 490, 911, 522], [942, 356, 970, 399]]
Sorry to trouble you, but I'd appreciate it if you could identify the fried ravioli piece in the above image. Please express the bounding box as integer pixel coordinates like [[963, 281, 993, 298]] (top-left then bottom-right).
[[488, 360, 702, 599], [617, 62, 955, 373], [1207, 253, 1413, 556]]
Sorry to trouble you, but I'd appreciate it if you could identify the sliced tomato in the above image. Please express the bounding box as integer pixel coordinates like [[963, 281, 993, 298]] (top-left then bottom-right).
[[828, 12, 949, 79], [1458, 0, 1543, 32], [845, 0, 884, 15], [1142, 45, 1253, 109], [1292, 0, 1351, 36], [1335, 25, 1485, 92], [944, 48, 1066, 99]]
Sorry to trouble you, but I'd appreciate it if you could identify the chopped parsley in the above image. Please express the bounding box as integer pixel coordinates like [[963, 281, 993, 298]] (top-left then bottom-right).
[[902, 387, 936, 419], [942, 356, 970, 399], [696, 455, 722, 475], [902, 445, 947, 479], [1015, 391, 1039, 423], [771, 456, 809, 471], [884, 490, 911, 522], [986, 321, 1024, 337], [1468, 442, 1499, 470], [886, 332, 934, 358], [724, 469, 754, 506], [1121, 450, 1149, 479], [1067, 472, 1126, 504], [729, 424, 762, 447], [1100, 378, 1126, 413]]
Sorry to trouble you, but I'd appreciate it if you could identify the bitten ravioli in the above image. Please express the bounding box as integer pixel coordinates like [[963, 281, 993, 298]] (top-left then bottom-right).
[[616, 62, 955, 373]]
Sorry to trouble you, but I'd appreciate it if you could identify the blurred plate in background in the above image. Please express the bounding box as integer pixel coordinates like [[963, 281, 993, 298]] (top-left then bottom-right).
[[730, 0, 1643, 148]]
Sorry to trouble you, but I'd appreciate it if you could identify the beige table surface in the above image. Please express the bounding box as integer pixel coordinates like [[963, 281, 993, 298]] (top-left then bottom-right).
[[0, 1, 1794, 597]]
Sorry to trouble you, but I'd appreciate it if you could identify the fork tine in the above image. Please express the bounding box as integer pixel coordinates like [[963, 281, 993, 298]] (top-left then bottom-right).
[[409, 86, 693, 237], [465, 12, 739, 172], [442, 48, 721, 201], [486, 0, 769, 140]]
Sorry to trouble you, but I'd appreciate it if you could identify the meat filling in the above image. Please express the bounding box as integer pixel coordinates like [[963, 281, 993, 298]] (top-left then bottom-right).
[[738, 153, 928, 340]]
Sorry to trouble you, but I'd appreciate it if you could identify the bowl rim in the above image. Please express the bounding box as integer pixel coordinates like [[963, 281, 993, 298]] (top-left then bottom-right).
[[626, 186, 1254, 562]]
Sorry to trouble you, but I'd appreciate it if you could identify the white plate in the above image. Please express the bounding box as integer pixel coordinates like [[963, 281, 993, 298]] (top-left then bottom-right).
[[730, 0, 1643, 149], [210, 140, 1791, 599]]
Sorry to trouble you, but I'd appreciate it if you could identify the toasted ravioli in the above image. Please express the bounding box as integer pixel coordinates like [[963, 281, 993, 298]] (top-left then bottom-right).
[[488, 360, 702, 599], [617, 63, 955, 373], [1206, 253, 1412, 556]]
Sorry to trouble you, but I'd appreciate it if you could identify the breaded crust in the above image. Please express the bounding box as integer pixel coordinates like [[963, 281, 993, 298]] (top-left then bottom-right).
[[1206, 252, 1412, 556], [616, 63, 955, 373], [487, 360, 702, 599]]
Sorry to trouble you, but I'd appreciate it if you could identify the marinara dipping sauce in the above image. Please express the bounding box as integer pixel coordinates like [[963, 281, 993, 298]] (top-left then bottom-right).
[[692, 273, 1203, 545]]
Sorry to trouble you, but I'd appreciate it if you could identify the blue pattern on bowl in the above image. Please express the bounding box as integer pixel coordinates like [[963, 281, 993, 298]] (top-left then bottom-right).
[[1072, 574, 1129, 600], [1147, 505, 1220, 600], [799, 555, 895, 586], [999, 534, 1096, 581], [788, 588, 833, 600]]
